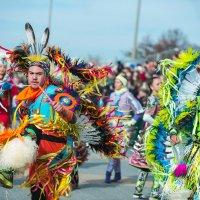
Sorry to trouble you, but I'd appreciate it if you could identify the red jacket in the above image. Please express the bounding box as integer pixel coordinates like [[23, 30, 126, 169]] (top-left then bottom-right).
[[0, 84, 19, 128]]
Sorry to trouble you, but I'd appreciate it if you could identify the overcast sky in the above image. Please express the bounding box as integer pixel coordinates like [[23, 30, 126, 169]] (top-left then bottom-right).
[[0, 0, 200, 62]]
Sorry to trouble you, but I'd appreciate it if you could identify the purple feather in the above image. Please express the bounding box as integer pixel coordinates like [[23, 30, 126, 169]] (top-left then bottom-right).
[[173, 163, 187, 177]]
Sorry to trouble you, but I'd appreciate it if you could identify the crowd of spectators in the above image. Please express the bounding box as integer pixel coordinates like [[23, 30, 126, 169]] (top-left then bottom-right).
[[102, 59, 159, 108]]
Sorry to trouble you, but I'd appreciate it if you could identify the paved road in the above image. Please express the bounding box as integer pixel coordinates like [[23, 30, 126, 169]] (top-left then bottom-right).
[[0, 151, 152, 200]]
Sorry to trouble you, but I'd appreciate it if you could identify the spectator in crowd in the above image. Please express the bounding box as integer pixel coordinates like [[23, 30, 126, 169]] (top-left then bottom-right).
[[144, 60, 157, 78], [105, 73, 144, 184], [0, 54, 19, 129], [131, 73, 163, 200]]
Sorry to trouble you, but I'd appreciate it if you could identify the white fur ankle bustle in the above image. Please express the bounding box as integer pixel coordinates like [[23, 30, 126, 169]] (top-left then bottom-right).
[[0, 137, 38, 170]]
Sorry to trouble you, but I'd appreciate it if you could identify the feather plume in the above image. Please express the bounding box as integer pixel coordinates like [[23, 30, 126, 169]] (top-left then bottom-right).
[[40, 27, 50, 53], [25, 23, 37, 53]]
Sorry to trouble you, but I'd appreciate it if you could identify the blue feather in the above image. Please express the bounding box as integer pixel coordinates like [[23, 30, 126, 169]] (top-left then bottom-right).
[[1, 82, 12, 91]]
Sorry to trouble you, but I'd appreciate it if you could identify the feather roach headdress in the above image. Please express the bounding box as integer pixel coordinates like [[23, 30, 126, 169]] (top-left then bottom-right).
[[145, 49, 200, 196], [9, 23, 50, 75]]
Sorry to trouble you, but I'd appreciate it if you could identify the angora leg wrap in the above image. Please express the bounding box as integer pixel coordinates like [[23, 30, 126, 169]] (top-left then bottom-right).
[[0, 137, 38, 170]]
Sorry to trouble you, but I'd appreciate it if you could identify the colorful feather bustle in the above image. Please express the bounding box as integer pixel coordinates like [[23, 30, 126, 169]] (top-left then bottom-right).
[[145, 48, 200, 196], [78, 98, 126, 158]]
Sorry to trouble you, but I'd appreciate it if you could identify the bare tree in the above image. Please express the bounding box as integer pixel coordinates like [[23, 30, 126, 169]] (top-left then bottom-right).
[[154, 29, 188, 53], [125, 29, 196, 61]]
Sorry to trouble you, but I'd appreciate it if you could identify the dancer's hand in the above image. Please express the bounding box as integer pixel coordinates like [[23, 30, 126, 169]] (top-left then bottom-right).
[[47, 99, 75, 122], [44, 97, 63, 113], [51, 101, 63, 113]]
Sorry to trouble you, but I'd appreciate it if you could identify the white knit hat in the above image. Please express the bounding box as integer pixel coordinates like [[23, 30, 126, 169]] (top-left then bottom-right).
[[116, 74, 127, 86], [0, 53, 8, 66]]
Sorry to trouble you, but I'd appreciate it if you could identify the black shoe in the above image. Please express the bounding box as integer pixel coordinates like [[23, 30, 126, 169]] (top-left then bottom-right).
[[112, 172, 121, 182], [105, 171, 111, 184], [31, 186, 46, 200], [0, 170, 13, 189], [71, 170, 79, 190]]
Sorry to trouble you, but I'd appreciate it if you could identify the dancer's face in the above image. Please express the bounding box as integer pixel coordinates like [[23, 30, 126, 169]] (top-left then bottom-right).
[[28, 65, 46, 89], [114, 79, 123, 90], [0, 64, 6, 80], [150, 77, 162, 95]]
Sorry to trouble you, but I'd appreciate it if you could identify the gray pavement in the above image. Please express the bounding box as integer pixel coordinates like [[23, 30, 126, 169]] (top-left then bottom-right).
[[0, 151, 152, 200]]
